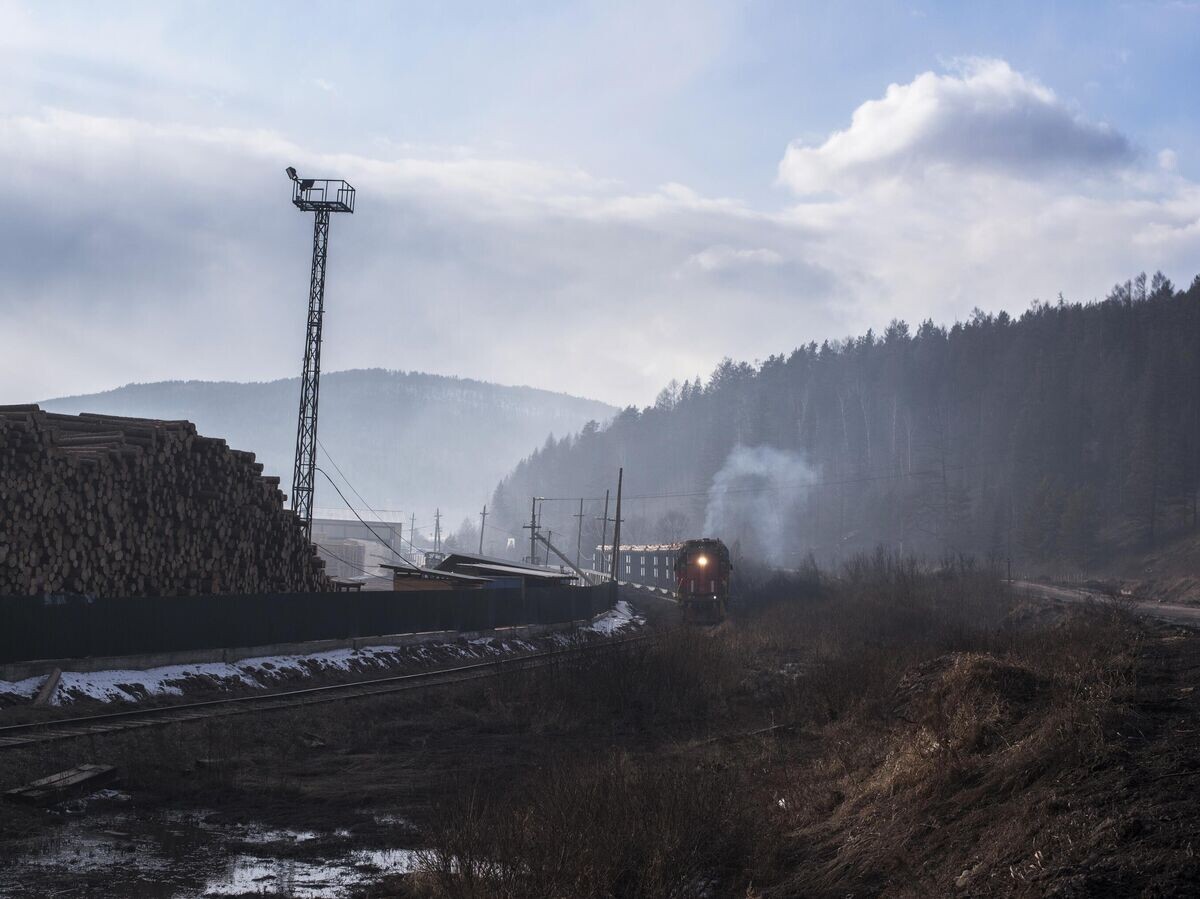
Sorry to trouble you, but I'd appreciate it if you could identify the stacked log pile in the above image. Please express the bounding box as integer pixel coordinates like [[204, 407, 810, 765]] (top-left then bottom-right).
[[0, 405, 331, 596]]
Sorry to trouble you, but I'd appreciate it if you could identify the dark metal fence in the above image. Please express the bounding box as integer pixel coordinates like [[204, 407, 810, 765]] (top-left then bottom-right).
[[0, 583, 617, 664]]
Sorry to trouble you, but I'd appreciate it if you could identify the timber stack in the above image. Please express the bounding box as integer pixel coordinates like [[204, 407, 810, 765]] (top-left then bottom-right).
[[0, 405, 331, 596]]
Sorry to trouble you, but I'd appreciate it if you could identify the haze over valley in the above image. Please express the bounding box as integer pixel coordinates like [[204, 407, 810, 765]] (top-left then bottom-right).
[[42, 369, 615, 533]]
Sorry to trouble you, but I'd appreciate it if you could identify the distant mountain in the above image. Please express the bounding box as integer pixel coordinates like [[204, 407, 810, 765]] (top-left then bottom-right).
[[42, 369, 616, 536]]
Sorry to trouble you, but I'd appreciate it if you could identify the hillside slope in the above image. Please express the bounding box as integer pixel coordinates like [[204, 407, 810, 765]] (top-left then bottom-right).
[[43, 369, 615, 532], [492, 272, 1200, 571]]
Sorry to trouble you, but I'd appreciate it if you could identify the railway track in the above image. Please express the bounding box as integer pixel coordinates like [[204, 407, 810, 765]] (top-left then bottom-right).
[[0, 634, 655, 751]]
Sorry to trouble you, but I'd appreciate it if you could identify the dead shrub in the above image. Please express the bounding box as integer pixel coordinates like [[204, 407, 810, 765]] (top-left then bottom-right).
[[486, 628, 742, 734], [416, 751, 770, 899], [731, 550, 1016, 730]]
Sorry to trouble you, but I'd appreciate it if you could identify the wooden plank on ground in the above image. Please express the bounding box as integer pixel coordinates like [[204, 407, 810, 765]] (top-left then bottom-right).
[[31, 668, 61, 708], [4, 764, 119, 806]]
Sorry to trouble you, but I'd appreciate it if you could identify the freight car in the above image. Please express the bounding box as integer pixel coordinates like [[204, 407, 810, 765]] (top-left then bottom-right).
[[595, 538, 732, 624]]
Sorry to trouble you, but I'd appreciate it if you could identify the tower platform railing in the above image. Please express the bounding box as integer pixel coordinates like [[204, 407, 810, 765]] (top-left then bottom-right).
[[292, 178, 356, 213]]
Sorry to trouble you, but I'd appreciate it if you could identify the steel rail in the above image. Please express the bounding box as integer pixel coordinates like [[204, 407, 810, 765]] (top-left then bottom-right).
[[0, 634, 656, 751]]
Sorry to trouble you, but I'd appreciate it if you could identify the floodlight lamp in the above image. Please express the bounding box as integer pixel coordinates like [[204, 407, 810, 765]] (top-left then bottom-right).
[[286, 166, 298, 181]]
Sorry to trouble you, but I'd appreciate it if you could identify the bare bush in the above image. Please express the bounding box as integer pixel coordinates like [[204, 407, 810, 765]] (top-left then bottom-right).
[[485, 629, 743, 734], [417, 751, 768, 899]]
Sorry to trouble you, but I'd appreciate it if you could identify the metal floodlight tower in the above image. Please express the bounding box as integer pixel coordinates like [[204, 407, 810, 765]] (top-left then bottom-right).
[[285, 167, 356, 540]]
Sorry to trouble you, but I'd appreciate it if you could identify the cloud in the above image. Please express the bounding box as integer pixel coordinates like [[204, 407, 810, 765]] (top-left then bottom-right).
[[0, 59, 1197, 414], [0, 106, 844, 407], [683, 245, 784, 273], [779, 59, 1134, 194], [769, 60, 1200, 334]]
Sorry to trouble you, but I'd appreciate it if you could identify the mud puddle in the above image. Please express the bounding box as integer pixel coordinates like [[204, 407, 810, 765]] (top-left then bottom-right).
[[0, 798, 421, 898]]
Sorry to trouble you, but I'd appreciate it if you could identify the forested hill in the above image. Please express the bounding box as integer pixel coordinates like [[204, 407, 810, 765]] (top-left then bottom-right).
[[42, 369, 615, 531], [491, 272, 1200, 571]]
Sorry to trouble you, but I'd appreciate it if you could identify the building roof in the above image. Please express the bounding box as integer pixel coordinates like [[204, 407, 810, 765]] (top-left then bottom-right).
[[595, 539, 726, 553], [595, 543, 683, 553], [456, 562, 576, 581], [380, 564, 493, 584], [435, 551, 551, 572]]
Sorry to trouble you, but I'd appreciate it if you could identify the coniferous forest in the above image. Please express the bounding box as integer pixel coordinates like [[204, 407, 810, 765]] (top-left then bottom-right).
[[490, 272, 1200, 571]]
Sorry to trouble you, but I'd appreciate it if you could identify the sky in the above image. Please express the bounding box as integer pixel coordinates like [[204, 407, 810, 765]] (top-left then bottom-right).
[[2, 0, 1199, 408]]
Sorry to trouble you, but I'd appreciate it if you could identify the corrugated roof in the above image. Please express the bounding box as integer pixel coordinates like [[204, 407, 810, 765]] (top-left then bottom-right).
[[457, 562, 576, 580], [594, 543, 683, 552], [381, 564, 493, 583], [436, 551, 550, 572]]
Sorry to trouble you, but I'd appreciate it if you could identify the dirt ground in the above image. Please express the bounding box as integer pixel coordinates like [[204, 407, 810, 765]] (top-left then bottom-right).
[[2, 576, 1199, 897], [0, 667, 618, 897], [0, 617, 646, 898], [768, 624, 1200, 897]]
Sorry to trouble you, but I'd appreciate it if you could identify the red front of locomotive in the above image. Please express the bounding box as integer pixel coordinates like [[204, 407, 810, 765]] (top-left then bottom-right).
[[674, 538, 732, 623]]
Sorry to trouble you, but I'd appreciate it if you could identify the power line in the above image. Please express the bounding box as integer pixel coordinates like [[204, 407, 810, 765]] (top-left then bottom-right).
[[314, 439, 440, 559], [536, 462, 979, 504], [314, 468, 421, 571], [316, 438, 398, 527], [313, 542, 377, 578], [627, 463, 977, 501]]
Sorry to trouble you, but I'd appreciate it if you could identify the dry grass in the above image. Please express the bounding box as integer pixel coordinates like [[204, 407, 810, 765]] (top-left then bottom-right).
[[415, 753, 767, 899], [406, 551, 1166, 898], [479, 629, 742, 736], [762, 590, 1148, 896]]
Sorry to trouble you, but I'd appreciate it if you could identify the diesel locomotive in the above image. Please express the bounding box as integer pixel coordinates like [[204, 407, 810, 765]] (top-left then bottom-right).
[[594, 537, 732, 623]]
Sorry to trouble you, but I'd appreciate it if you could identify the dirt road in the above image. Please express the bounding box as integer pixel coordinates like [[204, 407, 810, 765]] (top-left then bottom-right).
[[1015, 579, 1200, 627]]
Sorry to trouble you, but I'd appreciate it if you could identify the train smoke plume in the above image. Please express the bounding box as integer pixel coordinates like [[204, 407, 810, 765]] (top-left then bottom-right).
[[702, 445, 815, 564]]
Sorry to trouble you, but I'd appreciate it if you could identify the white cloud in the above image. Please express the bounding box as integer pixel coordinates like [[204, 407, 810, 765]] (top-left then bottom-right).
[[771, 60, 1199, 333], [684, 245, 784, 273], [1, 59, 1198, 412], [778, 58, 1133, 194], [0, 107, 842, 407]]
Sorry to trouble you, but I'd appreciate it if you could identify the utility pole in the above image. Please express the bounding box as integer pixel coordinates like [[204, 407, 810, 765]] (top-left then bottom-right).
[[409, 513, 417, 554], [479, 504, 488, 555], [610, 467, 624, 582], [574, 498, 585, 570], [597, 489, 610, 574], [523, 496, 539, 564], [284, 167, 355, 541], [545, 530, 553, 567], [433, 508, 442, 553], [536, 532, 591, 584]]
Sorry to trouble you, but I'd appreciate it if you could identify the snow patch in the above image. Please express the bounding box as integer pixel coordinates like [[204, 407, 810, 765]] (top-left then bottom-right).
[[0, 675, 46, 700], [586, 600, 643, 636], [56, 663, 256, 703], [1, 603, 646, 706]]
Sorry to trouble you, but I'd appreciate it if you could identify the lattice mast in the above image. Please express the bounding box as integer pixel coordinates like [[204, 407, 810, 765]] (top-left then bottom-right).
[[285, 167, 355, 539]]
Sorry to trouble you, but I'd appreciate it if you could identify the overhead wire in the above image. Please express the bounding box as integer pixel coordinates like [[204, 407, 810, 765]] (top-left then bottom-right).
[[313, 542, 378, 578], [536, 461, 980, 504], [316, 437, 398, 526], [314, 468, 421, 571], [314, 440, 439, 559]]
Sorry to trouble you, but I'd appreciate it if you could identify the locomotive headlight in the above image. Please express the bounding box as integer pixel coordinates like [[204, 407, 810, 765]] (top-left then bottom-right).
[[697, 555, 708, 567]]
